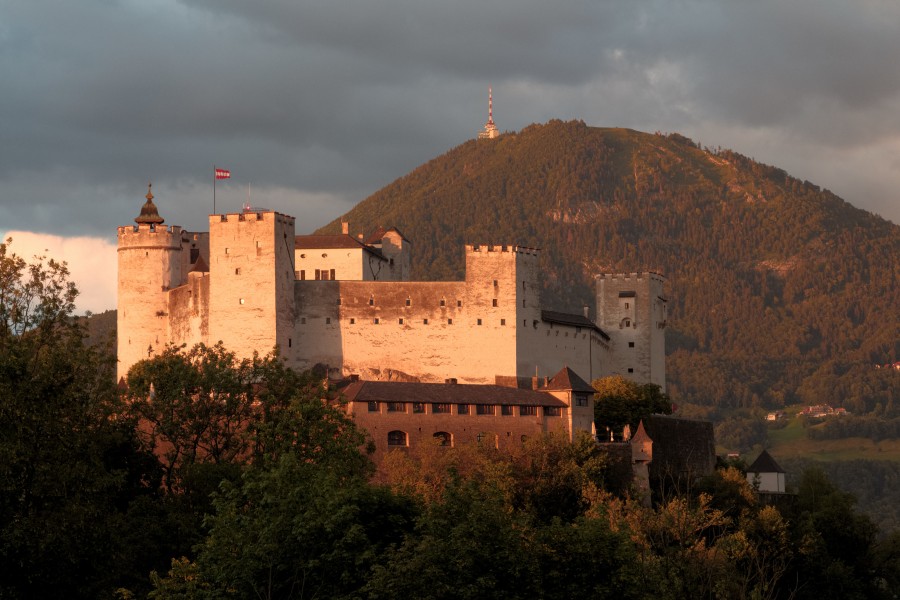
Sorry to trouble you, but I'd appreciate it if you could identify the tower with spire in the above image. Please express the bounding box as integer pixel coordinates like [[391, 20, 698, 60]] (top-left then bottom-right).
[[116, 183, 190, 381], [477, 87, 500, 139]]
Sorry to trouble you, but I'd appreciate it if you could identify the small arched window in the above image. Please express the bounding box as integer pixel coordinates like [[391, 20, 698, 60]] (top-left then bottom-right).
[[387, 430, 408, 447], [433, 431, 452, 447]]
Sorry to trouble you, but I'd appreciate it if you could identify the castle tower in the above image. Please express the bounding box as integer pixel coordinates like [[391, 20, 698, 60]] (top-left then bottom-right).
[[117, 184, 187, 381], [477, 87, 500, 140], [207, 210, 296, 362], [596, 272, 667, 390]]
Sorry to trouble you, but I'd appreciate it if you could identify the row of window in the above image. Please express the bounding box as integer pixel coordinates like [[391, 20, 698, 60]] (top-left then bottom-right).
[[387, 430, 511, 448], [368, 401, 559, 417]]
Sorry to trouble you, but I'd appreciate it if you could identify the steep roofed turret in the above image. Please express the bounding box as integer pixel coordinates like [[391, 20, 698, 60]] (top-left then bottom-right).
[[135, 182, 164, 225]]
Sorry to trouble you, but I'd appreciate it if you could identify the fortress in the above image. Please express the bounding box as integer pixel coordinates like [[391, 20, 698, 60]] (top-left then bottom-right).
[[118, 185, 669, 454]]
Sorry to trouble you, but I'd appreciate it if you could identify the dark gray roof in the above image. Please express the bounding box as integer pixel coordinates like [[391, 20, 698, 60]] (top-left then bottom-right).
[[541, 310, 610, 340], [543, 366, 595, 393], [747, 449, 785, 474], [295, 234, 385, 259], [341, 380, 566, 407]]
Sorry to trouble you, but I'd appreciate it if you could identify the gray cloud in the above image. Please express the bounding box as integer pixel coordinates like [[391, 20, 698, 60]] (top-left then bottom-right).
[[1, 0, 898, 242]]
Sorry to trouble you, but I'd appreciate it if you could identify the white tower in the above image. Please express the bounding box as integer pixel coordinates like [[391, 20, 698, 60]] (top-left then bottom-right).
[[596, 272, 667, 391]]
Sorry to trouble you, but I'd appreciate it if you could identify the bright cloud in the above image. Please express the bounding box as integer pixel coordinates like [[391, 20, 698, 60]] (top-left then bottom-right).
[[2, 231, 117, 315]]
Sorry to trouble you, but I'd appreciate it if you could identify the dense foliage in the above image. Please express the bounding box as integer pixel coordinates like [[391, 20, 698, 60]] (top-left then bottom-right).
[[317, 121, 900, 411], [3, 234, 899, 598]]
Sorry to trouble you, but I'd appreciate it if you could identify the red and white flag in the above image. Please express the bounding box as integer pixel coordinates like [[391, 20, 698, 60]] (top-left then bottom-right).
[[215, 168, 231, 180]]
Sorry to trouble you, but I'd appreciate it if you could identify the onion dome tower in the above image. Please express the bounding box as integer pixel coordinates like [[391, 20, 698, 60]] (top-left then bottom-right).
[[117, 183, 186, 381], [135, 183, 165, 225]]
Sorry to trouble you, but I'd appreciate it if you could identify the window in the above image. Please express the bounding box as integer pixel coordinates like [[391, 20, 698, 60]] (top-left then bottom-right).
[[520, 406, 537, 416], [544, 406, 561, 417], [476, 404, 495, 416], [337, 297, 342, 305], [433, 403, 451, 414], [300, 317, 306, 324], [367, 401, 379, 412], [575, 394, 589, 407], [350, 318, 355, 324], [492, 298, 498, 307], [500, 319, 506, 326], [399, 318, 404, 325], [369, 297, 374, 306], [300, 270, 306, 280], [288, 338, 292, 348], [625, 302, 630, 309], [477, 319, 482, 326], [501, 405, 514, 416], [406, 298, 411, 306], [476, 432, 497, 448], [493, 279, 498, 287], [628, 368, 634, 373], [423, 318, 429, 325], [457, 404, 469, 415], [457, 300, 462, 307], [523, 299, 526, 308], [235, 268, 241, 275], [412, 402, 425, 414], [325, 317, 331, 324], [387, 402, 405, 413], [440, 299, 446, 307], [239, 298, 245, 305], [315, 269, 320, 280], [434, 431, 452, 447], [330, 269, 335, 280], [629, 342, 635, 348], [387, 430, 408, 447], [374, 318, 380, 324], [447, 318, 453, 325]]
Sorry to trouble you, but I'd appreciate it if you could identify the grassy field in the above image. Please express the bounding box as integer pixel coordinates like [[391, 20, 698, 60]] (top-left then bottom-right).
[[763, 406, 900, 462]]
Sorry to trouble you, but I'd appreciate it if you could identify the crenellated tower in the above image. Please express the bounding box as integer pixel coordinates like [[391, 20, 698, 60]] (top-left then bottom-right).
[[117, 184, 187, 381], [207, 209, 296, 362]]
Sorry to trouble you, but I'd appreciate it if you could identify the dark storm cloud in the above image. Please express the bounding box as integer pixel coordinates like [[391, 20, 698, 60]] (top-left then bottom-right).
[[1, 0, 899, 241]]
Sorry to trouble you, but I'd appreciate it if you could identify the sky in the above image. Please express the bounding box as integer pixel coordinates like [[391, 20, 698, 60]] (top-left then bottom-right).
[[2, 0, 899, 313]]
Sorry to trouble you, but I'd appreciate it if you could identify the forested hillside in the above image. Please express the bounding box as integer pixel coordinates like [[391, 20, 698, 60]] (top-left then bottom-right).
[[318, 121, 899, 411]]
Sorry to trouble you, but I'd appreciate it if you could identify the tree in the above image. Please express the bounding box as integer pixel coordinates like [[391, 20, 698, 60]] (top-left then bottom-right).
[[0, 239, 154, 598], [150, 391, 409, 600], [593, 375, 672, 436]]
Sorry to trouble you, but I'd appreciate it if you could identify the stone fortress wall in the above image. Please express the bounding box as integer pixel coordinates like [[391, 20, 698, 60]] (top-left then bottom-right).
[[117, 199, 666, 391]]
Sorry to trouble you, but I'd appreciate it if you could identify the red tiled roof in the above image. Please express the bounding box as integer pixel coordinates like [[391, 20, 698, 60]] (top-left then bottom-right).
[[341, 380, 566, 407]]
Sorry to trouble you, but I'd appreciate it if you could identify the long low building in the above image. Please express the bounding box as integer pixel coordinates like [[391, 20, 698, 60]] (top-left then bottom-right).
[[338, 366, 597, 459]]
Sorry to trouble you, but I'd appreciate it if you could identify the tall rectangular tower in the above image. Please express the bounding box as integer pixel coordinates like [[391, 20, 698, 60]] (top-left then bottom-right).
[[596, 272, 667, 390], [208, 211, 296, 360]]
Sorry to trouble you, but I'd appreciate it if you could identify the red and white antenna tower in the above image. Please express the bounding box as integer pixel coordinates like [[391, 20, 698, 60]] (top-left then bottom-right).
[[478, 86, 499, 139]]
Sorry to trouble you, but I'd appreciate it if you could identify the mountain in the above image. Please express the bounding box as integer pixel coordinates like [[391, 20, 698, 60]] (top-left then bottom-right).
[[317, 120, 900, 411]]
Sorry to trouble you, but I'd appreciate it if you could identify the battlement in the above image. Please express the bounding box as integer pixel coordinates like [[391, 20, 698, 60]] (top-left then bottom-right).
[[466, 244, 540, 257], [212, 211, 295, 226], [597, 271, 666, 281], [117, 223, 184, 236]]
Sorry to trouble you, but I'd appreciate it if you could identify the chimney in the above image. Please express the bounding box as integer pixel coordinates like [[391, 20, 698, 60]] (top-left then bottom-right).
[[341, 221, 349, 235], [349, 374, 359, 382], [583, 305, 590, 319], [531, 376, 539, 390], [444, 378, 457, 385]]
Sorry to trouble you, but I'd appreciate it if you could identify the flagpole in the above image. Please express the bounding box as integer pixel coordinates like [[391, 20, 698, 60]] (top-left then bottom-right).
[[213, 165, 217, 215]]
